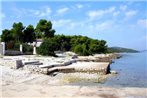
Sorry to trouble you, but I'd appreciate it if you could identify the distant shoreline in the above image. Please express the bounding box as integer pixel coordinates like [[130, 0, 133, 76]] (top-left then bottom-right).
[[108, 47, 139, 53]]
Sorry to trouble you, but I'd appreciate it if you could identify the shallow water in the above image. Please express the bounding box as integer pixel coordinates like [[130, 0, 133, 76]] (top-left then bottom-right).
[[70, 52, 147, 87], [103, 51, 147, 87]]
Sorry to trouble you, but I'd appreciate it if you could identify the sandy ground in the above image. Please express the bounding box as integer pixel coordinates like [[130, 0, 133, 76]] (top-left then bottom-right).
[[0, 65, 147, 98]]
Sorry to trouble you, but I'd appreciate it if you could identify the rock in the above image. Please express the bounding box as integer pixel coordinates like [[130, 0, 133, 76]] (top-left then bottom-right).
[[110, 70, 118, 74], [64, 61, 72, 66], [64, 51, 77, 56], [23, 61, 40, 65], [39, 62, 64, 68], [15, 60, 24, 69], [72, 55, 78, 59], [40, 68, 48, 74], [70, 59, 77, 63], [2, 60, 24, 69]]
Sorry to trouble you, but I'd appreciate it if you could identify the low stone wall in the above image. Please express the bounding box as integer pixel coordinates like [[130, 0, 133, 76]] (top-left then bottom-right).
[[73, 62, 110, 75], [5, 50, 22, 56], [47, 62, 110, 75]]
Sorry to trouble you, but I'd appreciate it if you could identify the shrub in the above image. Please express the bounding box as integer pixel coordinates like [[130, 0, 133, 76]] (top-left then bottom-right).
[[6, 41, 20, 51], [6, 41, 14, 50], [73, 45, 83, 55], [89, 44, 99, 54], [73, 44, 91, 56], [37, 39, 57, 56], [22, 43, 33, 54], [14, 42, 20, 50], [89, 40, 107, 54]]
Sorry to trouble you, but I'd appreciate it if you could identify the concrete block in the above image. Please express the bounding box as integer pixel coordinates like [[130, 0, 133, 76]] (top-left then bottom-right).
[[5, 60, 24, 69], [15, 60, 23, 69]]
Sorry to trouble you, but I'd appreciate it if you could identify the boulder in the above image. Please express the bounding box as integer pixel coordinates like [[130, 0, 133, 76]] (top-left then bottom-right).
[[71, 55, 78, 59], [110, 70, 118, 74]]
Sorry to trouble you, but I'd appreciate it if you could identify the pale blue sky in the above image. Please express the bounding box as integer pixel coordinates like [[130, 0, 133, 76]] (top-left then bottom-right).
[[0, 0, 147, 50]]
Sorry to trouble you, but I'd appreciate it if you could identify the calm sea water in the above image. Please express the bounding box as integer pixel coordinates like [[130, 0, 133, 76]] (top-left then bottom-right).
[[70, 52, 147, 87], [103, 51, 147, 88]]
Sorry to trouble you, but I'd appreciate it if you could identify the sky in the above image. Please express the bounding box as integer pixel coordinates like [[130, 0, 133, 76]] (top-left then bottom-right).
[[0, 0, 147, 50]]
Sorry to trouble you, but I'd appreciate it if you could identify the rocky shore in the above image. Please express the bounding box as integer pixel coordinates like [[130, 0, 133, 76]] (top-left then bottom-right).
[[0, 53, 122, 85], [2, 53, 146, 98], [1, 65, 146, 98], [0, 53, 120, 75]]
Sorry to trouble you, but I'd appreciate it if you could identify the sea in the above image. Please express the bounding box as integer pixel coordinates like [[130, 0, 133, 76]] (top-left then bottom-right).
[[103, 51, 147, 88], [70, 51, 147, 88]]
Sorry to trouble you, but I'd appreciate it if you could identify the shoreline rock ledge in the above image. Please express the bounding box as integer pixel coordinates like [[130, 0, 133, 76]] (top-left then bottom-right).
[[0, 53, 120, 75], [46, 62, 111, 75]]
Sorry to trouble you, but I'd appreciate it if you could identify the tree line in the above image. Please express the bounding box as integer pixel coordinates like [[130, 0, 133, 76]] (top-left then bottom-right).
[[1, 19, 55, 43], [1, 19, 108, 56]]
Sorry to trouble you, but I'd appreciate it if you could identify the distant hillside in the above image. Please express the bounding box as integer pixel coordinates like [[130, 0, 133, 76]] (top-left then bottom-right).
[[108, 47, 139, 53], [140, 50, 147, 52]]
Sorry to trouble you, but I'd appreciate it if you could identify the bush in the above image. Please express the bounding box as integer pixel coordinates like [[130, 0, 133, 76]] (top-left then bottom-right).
[[14, 43, 20, 50], [6, 41, 20, 51], [22, 43, 33, 54], [73, 44, 91, 56], [6, 42, 33, 54], [73, 45, 83, 55], [89, 40, 107, 54], [89, 44, 99, 54], [37, 39, 57, 56]]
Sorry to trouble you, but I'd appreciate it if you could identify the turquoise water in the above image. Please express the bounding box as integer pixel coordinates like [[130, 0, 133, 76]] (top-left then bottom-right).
[[104, 52, 147, 87]]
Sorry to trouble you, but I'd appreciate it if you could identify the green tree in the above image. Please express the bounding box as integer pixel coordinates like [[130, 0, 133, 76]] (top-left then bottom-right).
[[73, 45, 83, 55], [0, 19, 108, 55], [98, 40, 107, 53], [1, 29, 13, 42], [11, 22, 25, 43], [23, 25, 35, 43], [89, 40, 107, 54], [74, 44, 90, 56], [52, 35, 72, 51], [35, 19, 55, 38], [37, 39, 57, 56]]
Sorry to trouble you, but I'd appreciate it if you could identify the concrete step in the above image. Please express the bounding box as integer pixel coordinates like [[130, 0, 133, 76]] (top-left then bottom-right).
[[23, 61, 40, 65]]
